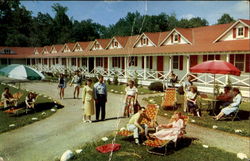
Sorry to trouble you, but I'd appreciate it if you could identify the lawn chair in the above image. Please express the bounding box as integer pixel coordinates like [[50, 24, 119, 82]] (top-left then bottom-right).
[[143, 115, 189, 156], [224, 104, 241, 121], [161, 88, 177, 110], [117, 104, 159, 137]]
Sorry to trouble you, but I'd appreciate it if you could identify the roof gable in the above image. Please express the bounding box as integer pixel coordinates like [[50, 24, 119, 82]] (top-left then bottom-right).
[[90, 39, 110, 51], [133, 33, 158, 48], [73, 42, 90, 52], [213, 20, 249, 43], [51, 44, 64, 53], [41, 46, 50, 54], [159, 28, 192, 46], [62, 43, 75, 53], [106, 37, 124, 49]]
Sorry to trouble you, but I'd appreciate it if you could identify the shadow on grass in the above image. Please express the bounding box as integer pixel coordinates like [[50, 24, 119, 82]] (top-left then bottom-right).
[[92, 117, 125, 123]]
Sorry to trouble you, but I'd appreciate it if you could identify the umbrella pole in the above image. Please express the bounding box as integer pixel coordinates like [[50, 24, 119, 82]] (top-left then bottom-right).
[[213, 74, 215, 99]]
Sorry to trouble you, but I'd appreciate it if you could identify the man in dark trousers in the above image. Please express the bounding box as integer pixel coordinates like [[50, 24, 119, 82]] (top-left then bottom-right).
[[94, 75, 107, 121]]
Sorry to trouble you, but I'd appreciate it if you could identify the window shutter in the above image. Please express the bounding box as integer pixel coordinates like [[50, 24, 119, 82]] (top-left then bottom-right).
[[178, 34, 181, 42], [122, 57, 125, 69], [245, 54, 250, 72], [135, 56, 138, 66], [179, 55, 183, 70], [141, 38, 143, 45], [171, 35, 173, 43], [190, 55, 198, 67], [245, 27, 248, 37], [203, 55, 207, 62], [112, 57, 115, 67], [229, 54, 234, 65], [233, 28, 236, 38], [150, 56, 153, 69], [142, 56, 144, 68], [118, 57, 121, 68], [146, 38, 148, 45], [215, 55, 220, 60]]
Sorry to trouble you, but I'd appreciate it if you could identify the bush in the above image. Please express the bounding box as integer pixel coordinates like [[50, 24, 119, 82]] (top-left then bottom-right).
[[90, 77, 98, 83], [148, 81, 164, 92], [113, 75, 119, 85], [107, 79, 111, 85], [134, 77, 139, 87]]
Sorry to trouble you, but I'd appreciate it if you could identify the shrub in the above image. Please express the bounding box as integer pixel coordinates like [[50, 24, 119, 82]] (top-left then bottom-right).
[[90, 77, 98, 83], [113, 75, 119, 85], [148, 81, 164, 92], [107, 79, 111, 85], [134, 77, 139, 87]]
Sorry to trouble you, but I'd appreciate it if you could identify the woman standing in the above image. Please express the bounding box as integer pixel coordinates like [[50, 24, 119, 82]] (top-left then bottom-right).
[[186, 86, 200, 117], [82, 79, 95, 123], [58, 74, 67, 100], [124, 80, 138, 117], [70, 71, 82, 99]]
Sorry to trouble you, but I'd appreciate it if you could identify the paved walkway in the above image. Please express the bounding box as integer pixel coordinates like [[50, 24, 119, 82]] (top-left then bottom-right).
[[0, 82, 249, 161]]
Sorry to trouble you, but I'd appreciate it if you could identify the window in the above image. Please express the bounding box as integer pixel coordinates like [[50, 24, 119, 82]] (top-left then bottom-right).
[[114, 41, 118, 47], [112, 57, 120, 67], [71, 58, 76, 66], [235, 54, 244, 71], [129, 56, 137, 66], [173, 56, 179, 69], [4, 49, 11, 54], [237, 27, 244, 37], [95, 43, 100, 49], [174, 34, 179, 42], [96, 58, 103, 67], [146, 56, 153, 69], [141, 37, 148, 46], [82, 58, 87, 66]]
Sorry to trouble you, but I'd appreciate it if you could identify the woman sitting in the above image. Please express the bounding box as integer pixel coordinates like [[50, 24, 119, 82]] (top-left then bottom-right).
[[214, 88, 242, 121], [186, 86, 201, 117], [149, 112, 184, 143], [25, 92, 37, 110]]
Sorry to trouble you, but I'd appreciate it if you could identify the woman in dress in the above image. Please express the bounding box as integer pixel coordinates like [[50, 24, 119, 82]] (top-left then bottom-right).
[[82, 79, 95, 123], [124, 80, 138, 117], [58, 74, 67, 100], [186, 85, 201, 117], [214, 88, 242, 121], [149, 112, 184, 142]]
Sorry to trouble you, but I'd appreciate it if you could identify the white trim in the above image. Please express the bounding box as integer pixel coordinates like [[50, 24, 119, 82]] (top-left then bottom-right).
[[105, 37, 122, 49], [213, 20, 250, 43], [132, 33, 157, 47], [159, 28, 192, 46]]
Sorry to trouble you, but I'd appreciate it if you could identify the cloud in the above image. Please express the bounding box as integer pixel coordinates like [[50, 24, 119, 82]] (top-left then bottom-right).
[[180, 14, 195, 20]]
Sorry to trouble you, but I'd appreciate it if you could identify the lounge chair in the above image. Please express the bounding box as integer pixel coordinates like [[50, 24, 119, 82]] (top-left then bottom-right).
[[143, 115, 189, 156], [117, 104, 159, 137], [161, 88, 177, 110]]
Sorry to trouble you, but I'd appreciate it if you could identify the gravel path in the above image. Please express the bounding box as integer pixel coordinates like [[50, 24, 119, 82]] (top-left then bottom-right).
[[0, 82, 249, 161]]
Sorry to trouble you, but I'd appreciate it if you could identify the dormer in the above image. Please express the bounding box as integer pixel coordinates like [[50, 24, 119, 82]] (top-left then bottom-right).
[[90, 39, 110, 51], [41, 46, 50, 54], [0, 48, 15, 55], [133, 33, 157, 48], [34, 47, 42, 55], [73, 42, 89, 52], [106, 37, 122, 49], [62, 43, 74, 53], [50, 44, 64, 54], [213, 19, 250, 43], [159, 29, 192, 46]]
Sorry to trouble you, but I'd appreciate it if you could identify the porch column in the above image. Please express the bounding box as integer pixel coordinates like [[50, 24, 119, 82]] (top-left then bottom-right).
[[86, 57, 89, 73], [226, 54, 230, 84], [108, 57, 111, 77], [79, 57, 82, 67], [186, 55, 190, 73], [124, 57, 127, 78], [76, 57, 78, 67], [143, 56, 147, 80], [169, 56, 173, 73], [94, 57, 96, 74]]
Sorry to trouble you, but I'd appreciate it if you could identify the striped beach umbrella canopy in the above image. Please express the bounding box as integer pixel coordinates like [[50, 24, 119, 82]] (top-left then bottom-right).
[[0, 64, 45, 80]]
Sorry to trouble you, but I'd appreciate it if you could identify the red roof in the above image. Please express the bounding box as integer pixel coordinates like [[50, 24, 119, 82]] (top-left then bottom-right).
[[66, 43, 76, 51], [240, 19, 250, 26], [0, 19, 249, 59]]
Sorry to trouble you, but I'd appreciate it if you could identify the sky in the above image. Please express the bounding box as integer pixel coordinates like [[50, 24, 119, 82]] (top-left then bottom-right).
[[21, 1, 249, 26]]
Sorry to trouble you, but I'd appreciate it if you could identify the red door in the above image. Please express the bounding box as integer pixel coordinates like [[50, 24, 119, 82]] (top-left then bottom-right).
[[190, 55, 198, 67], [157, 56, 164, 78]]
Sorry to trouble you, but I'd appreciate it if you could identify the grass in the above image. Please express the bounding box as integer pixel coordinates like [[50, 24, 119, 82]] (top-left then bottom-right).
[[143, 95, 250, 137], [71, 135, 242, 161], [107, 84, 159, 95], [0, 83, 63, 133]]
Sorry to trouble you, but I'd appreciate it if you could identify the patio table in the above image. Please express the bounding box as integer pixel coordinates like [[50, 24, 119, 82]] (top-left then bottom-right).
[[201, 98, 218, 115]]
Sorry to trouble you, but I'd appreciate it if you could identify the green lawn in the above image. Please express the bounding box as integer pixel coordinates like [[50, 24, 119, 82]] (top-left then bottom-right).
[[70, 135, 242, 161], [0, 83, 63, 133], [107, 84, 158, 95], [143, 95, 250, 137]]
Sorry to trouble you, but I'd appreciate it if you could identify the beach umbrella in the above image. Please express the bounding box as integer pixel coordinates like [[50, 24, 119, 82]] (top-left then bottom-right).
[[190, 60, 241, 96], [0, 64, 45, 80]]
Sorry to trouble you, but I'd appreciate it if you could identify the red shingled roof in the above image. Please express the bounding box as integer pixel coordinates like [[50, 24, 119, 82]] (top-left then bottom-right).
[[0, 19, 249, 59], [240, 19, 250, 26], [52, 44, 64, 53], [66, 43, 76, 51]]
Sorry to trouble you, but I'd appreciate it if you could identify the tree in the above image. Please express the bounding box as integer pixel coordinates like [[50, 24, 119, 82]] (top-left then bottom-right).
[[217, 13, 235, 24]]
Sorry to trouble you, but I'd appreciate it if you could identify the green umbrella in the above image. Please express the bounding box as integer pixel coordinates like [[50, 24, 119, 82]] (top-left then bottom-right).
[[0, 64, 45, 80]]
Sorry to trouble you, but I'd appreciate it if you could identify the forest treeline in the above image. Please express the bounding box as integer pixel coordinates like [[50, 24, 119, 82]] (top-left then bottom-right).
[[0, 0, 236, 47]]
